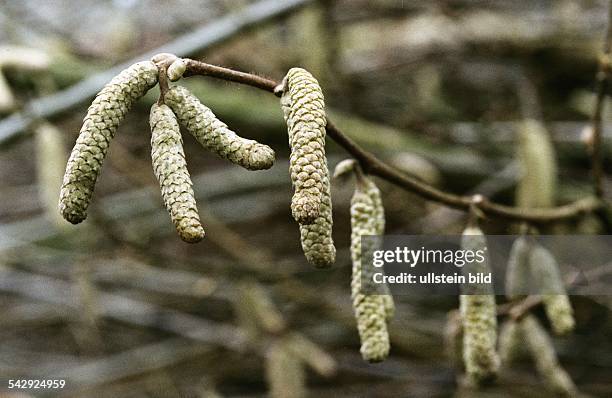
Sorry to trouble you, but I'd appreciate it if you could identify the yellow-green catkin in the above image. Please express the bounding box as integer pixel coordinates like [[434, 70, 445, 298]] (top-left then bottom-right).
[[498, 320, 524, 365], [59, 61, 158, 224], [165, 85, 275, 171], [35, 122, 69, 230], [529, 244, 575, 335], [460, 225, 499, 385], [505, 236, 531, 299], [266, 338, 306, 398], [521, 315, 577, 396], [365, 177, 394, 321], [280, 67, 329, 225], [350, 185, 390, 362], [150, 103, 204, 243], [516, 119, 557, 208], [235, 281, 286, 338]]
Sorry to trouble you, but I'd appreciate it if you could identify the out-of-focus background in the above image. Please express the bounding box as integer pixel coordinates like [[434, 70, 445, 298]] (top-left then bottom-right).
[[0, 0, 611, 397]]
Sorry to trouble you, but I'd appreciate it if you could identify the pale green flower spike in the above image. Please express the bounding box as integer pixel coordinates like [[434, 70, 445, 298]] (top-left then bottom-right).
[[266, 337, 306, 398], [505, 236, 531, 299], [516, 119, 557, 209], [165, 85, 275, 170], [167, 58, 186, 82], [280, 67, 329, 225], [498, 320, 524, 365], [59, 61, 158, 223], [350, 186, 389, 362], [529, 244, 575, 335], [150, 103, 204, 243], [460, 225, 499, 385], [521, 315, 577, 396]]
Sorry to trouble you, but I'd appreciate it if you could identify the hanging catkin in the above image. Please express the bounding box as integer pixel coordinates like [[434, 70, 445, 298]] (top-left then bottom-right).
[[364, 177, 394, 320], [460, 224, 499, 385], [280, 67, 329, 225], [150, 103, 204, 243], [505, 236, 531, 299], [266, 338, 306, 398], [516, 119, 557, 209], [350, 186, 390, 362], [498, 320, 524, 365], [59, 61, 158, 223], [165, 85, 275, 170], [529, 244, 575, 335], [521, 315, 577, 396]]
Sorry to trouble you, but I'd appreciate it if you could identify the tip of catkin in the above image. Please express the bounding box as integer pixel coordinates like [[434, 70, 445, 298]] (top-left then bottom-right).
[[292, 193, 321, 225], [177, 219, 205, 243], [247, 145, 275, 170], [58, 188, 88, 224]]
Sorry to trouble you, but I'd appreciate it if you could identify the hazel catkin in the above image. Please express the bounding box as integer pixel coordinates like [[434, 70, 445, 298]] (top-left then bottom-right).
[[350, 186, 389, 362], [165, 85, 275, 171], [280, 67, 329, 225], [505, 236, 531, 299], [59, 61, 158, 223], [529, 244, 575, 335], [150, 103, 204, 243], [521, 315, 577, 396], [460, 225, 499, 385], [266, 337, 306, 398]]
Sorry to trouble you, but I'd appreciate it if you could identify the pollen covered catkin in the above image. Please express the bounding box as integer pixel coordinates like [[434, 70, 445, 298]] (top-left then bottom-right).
[[165, 85, 275, 170], [350, 187, 389, 362], [460, 225, 499, 385], [150, 103, 204, 243], [280, 67, 329, 225], [505, 236, 531, 299], [521, 315, 577, 396], [59, 61, 158, 223], [529, 244, 575, 335]]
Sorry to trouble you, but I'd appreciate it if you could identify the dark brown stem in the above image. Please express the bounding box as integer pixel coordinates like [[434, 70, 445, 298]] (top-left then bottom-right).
[[182, 59, 603, 223], [590, 0, 612, 198], [156, 64, 170, 105]]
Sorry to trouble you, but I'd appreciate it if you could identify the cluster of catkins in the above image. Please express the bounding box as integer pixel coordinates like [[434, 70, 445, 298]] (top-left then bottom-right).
[[335, 160, 395, 363], [451, 223, 577, 394], [499, 234, 577, 396], [58, 54, 275, 242]]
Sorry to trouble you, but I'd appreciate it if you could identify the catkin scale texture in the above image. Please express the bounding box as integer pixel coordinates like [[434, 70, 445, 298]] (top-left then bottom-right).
[[165, 86, 275, 171], [460, 226, 499, 385], [59, 61, 158, 223], [298, 162, 336, 268], [529, 244, 575, 335], [150, 104, 204, 243], [281, 68, 329, 225], [350, 188, 389, 362]]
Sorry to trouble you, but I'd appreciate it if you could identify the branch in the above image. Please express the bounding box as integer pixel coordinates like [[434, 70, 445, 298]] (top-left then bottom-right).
[[183, 59, 602, 223], [590, 0, 612, 197]]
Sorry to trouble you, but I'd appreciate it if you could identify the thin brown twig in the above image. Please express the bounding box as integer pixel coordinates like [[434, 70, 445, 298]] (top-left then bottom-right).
[[590, 0, 612, 198], [182, 58, 602, 223]]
